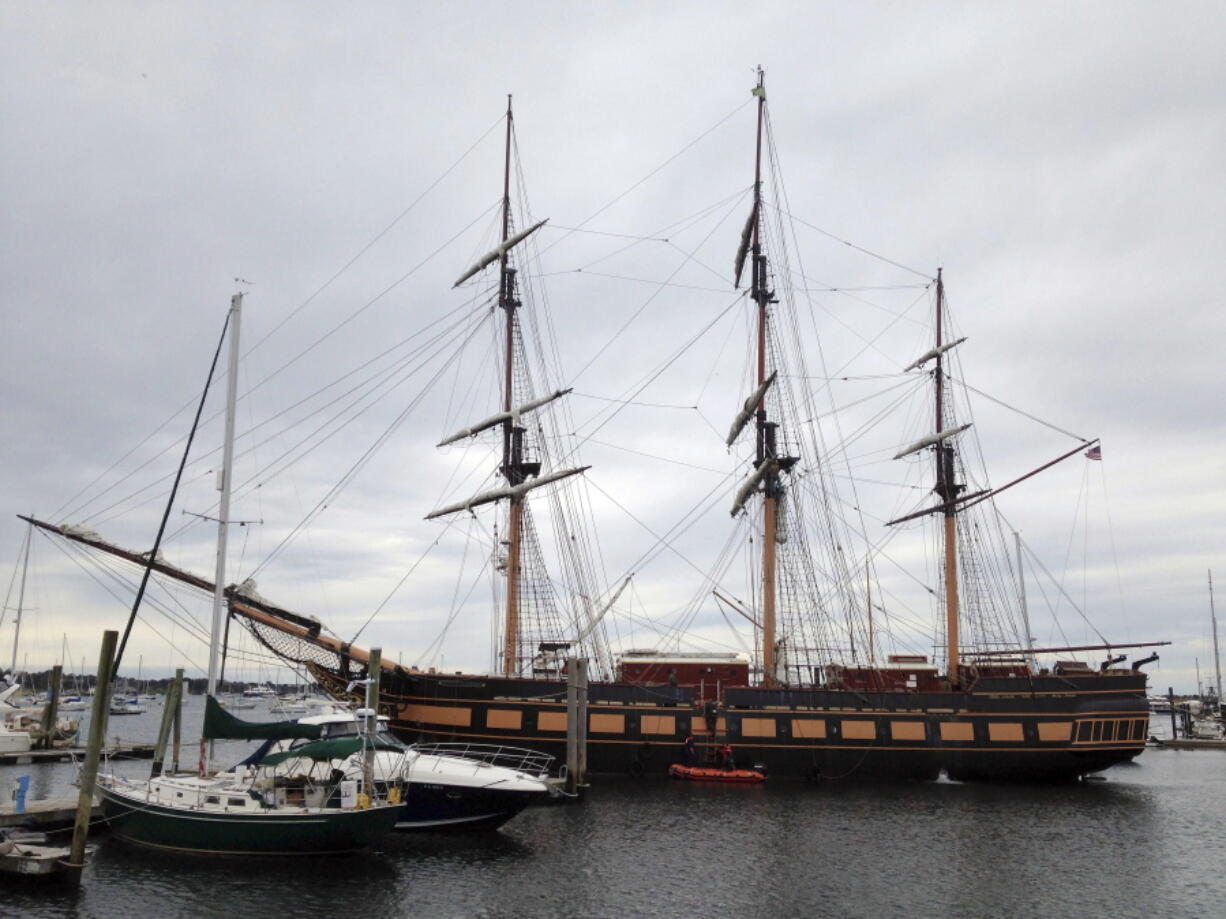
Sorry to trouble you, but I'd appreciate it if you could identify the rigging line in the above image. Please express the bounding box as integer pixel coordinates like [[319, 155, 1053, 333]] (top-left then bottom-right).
[[663, 239, 734, 287], [566, 188, 750, 277], [51, 403, 190, 522], [764, 113, 905, 624], [112, 308, 228, 679], [1094, 457, 1131, 639], [795, 266, 932, 326], [66, 296, 487, 526], [243, 200, 502, 399], [546, 225, 670, 242], [571, 392, 697, 410], [796, 285, 931, 292], [1016, 524, 1109, 646], [584, 468, 742, 595], [802, 375, 920, 424], [57, 158, 502, 524], [42, 537, 210, 662], [0, 525, 31, 634], [695, 300, 741, 406], [250, 311, 492, 578], [105, 302, 488, 538], [772, 204, 933, 280], [823, 285, 933, 381], [538, 98, 754, 256], [692, 407, 727, 444], [75, 542, 212, 644], [244, 114, 506, 359], [794, 373, 908, 381], [580, 435, 727, 475], [565, 292, 745, 455], [349, 532, 444, 645], [416, 517, 490, 670], [540, 268, 731, 293], [947, 375, 1088, 442], [569, 193, 746, 385]]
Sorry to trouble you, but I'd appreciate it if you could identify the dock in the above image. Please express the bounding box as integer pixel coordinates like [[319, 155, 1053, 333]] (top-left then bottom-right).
[[1147, 738, 1226, 751], [0, 743, 156, 767], [0, 795, 100, 831]]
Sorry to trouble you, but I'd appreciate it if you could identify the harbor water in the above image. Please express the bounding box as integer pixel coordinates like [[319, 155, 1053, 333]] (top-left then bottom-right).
[[3, 699, 1223, 918]]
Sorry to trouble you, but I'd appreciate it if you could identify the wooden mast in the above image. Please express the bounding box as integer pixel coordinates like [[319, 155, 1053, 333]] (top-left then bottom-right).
[[499, 95, 524, 677], [750, 68, 779, 687], [931, 269, 962, 684]]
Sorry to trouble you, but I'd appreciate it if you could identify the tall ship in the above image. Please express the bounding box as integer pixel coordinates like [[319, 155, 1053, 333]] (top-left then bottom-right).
[[24, 76, 1163, 782]]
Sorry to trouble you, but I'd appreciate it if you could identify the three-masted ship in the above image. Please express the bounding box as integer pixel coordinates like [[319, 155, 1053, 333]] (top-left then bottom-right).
[[28, 78, 1163, 783]]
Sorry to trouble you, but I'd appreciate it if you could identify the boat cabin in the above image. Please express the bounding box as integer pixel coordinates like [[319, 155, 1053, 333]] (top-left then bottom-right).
[[616, 650, 748, 700], [821, 655, 942, 692]]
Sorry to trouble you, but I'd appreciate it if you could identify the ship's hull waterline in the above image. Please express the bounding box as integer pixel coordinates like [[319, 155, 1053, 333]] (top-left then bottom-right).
[[97, 784, 402, 855], [311, 668, 1148, 783]]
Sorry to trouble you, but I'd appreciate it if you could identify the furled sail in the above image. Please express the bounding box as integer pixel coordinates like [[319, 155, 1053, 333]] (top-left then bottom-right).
[[730, 457, 778, 517], [725, 371, 776, 446], [904, 336, 967, 372], [732, 202, 758, 289], [437, 388, 572, 447], [453, 219, 549, 288], [425, 465, 590, 520], [892, 423, 973, 460]]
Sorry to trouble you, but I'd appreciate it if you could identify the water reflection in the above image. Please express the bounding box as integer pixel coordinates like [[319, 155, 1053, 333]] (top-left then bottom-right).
[[3, 717, 1222, 919]]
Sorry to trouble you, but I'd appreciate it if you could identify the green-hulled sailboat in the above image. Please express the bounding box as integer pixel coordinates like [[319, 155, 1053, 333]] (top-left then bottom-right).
[[96, 293, 400, 855]]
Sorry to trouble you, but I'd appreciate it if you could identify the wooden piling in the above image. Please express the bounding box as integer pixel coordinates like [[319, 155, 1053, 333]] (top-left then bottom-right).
[[150, 669, 182, 776], [37, 664, 62, 750], [565, 657, 588, 794], [171, 667, 183, 772], [66, 630, 117, 880], [1169, 686, 1178, 738], [363, 648, 381, 800]]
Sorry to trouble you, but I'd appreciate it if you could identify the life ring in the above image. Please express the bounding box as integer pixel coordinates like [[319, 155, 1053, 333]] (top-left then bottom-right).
[[628, 759, 645, 778]]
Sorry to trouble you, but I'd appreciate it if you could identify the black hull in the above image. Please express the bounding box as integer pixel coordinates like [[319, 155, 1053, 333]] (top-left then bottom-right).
[[397, 782, 537, 831], [309, 667, 1150, 784], [98, 784, 401, 855]]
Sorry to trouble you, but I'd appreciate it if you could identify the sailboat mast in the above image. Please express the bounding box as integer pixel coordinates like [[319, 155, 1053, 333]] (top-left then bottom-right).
[[932, 269, 961, 683], [1211, 570, 1221, 702], [749, 68, 779, 687], [499, 95, 524, 677], [9, 523, 31, 676], [1015, 531, 1036, 670], [203, 292, 242, 772]]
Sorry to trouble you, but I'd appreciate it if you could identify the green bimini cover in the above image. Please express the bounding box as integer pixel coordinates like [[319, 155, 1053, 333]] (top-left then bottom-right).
[[203, 695, 323, 741], [259, 736, 405, 767]]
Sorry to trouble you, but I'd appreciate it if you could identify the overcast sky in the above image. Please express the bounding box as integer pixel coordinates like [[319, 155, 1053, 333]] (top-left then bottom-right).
[[2, 2, 1223, 694]]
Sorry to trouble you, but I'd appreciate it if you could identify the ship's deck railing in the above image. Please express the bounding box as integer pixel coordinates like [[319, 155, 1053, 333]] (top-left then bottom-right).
[[412, 742, 554, 776]]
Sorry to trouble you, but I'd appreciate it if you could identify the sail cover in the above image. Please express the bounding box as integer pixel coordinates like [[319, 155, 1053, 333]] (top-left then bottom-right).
[[202, 694, 323, 741], [258, 735, 405, 766]]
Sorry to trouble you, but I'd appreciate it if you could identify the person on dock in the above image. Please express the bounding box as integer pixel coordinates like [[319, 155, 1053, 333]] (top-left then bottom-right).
[[683, 734, 697, 765]]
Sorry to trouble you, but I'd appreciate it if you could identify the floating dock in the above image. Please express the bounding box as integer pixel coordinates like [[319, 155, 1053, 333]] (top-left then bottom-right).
[[0, 796, 100, 831], [0, 743, 156, 767], [1147, 738, 1226, 751]]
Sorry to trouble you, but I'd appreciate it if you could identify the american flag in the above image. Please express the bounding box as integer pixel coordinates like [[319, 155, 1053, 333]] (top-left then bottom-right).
[[1085, 444, 1102, 461]]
